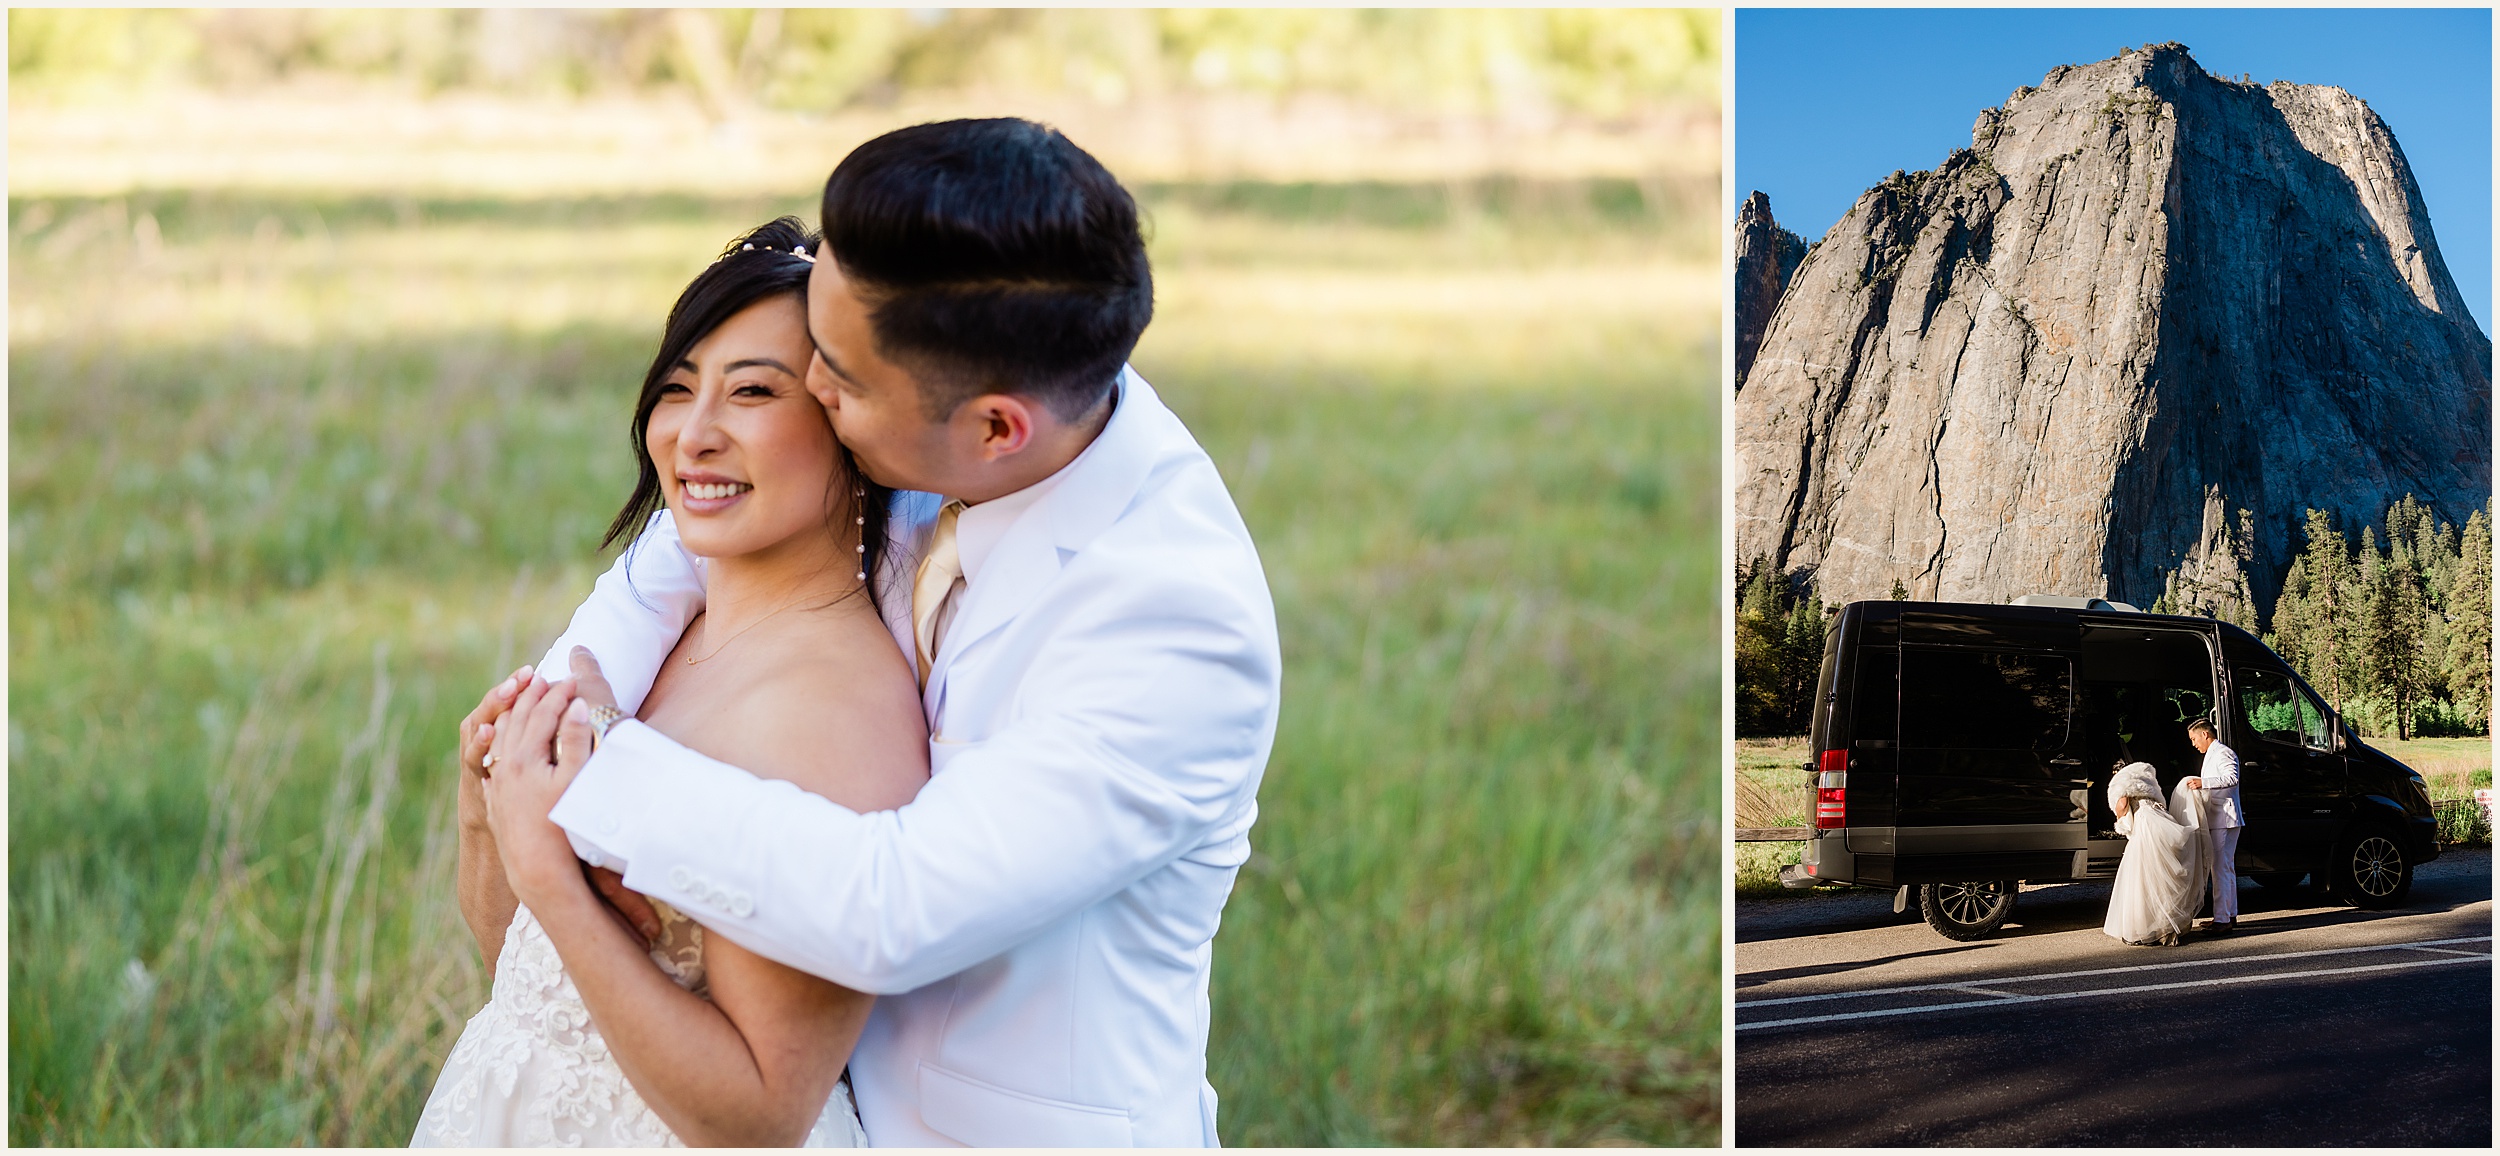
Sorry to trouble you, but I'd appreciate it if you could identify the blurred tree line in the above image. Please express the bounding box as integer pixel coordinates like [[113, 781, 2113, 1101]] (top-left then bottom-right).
[[1733, 495, 2494, 740], [8, 8, 1716, 118]]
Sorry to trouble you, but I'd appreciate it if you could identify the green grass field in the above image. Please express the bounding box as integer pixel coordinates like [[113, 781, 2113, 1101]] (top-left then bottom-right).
[[9, 177, 1722, 1145]]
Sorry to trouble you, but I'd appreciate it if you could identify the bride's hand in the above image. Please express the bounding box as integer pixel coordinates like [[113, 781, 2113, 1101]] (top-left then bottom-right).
[[459, 664, 534, 785], [481, 676, 593, 907]]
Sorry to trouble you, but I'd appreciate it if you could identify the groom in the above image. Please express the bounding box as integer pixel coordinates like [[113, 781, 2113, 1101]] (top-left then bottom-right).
[[2183, 719, 2243, 932], [504, 119, 1280, 1145]]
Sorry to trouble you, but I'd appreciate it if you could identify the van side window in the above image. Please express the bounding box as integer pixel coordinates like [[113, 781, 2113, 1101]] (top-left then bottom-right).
[[2293, 681, 2336, 752], [2236, 668, 2301, 748], [1900, 650, 2070, 751]]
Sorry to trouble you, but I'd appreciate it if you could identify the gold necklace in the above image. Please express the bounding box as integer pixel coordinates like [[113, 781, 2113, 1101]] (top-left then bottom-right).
[[683, 600, 806, 665]]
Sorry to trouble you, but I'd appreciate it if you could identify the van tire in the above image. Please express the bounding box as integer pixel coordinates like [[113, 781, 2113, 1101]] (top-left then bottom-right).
[[2327, 826, 2412, 910], [1920, 880, 2017, 940]]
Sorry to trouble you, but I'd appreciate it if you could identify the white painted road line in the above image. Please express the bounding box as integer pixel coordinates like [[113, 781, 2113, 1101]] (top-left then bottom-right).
[[1735, 953, 2491, 1032], [1737, 935, 2494, 1009]]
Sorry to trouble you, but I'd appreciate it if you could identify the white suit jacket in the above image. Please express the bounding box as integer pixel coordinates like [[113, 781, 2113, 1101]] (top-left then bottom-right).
[[2198, 741, 2243, 829], [536, 369, 1281, 1146]]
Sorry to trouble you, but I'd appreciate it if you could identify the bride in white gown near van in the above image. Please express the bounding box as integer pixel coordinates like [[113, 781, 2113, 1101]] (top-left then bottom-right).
[[2102, 761, 2211, 947]]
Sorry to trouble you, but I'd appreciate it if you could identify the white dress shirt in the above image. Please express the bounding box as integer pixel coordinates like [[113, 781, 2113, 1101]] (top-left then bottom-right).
[[925, 440, 1070, 668]]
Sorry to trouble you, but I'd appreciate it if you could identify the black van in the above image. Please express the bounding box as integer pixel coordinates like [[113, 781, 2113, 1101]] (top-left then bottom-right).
[[1785, 597, 2441, 939]]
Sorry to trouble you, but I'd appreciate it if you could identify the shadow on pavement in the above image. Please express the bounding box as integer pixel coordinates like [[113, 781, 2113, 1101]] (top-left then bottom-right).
[[1737, 941, 2000, 988], [1738, 849, 2492, 945]]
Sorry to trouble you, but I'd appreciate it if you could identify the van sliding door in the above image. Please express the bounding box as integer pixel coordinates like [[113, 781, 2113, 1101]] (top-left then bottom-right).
[[1894, 646, 2088, 877]]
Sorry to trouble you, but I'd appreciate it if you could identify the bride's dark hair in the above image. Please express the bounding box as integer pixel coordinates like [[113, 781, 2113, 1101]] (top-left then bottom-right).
[[602, 217, 890, 613]]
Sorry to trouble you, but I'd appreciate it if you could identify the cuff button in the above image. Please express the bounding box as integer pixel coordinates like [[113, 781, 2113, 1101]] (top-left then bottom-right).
[[668, 866, 693, 890]]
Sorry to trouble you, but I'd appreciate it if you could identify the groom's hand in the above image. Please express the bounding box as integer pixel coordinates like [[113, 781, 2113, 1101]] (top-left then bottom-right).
[[568, 645, 619, 715], [589, 865, 662, 948], [2183, 777, 2204, 790]]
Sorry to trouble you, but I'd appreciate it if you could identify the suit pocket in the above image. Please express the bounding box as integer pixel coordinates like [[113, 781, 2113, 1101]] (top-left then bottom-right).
[[919, 1062, 1134, 1147]]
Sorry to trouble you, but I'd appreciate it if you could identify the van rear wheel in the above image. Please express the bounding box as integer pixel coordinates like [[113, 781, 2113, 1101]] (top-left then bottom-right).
[[1920, 880, 2017, 940]]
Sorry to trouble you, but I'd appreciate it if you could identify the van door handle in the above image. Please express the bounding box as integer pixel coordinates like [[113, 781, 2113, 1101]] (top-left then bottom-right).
[[2049, 757, 2083, 766]]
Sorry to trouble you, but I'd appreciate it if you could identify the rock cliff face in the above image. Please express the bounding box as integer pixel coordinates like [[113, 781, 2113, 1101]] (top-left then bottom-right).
[[1733, 43, 2492, 612], [1734, 190, 1809, 389]]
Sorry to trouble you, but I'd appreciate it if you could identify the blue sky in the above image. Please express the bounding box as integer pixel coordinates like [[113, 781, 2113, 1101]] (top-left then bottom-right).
[[1736, 8, 2492, 330]]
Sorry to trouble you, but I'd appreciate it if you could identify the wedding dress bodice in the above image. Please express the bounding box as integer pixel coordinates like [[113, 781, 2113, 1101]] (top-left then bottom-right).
[[411, 900, 865, 1147]]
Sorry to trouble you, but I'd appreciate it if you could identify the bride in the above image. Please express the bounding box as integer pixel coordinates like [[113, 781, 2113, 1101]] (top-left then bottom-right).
[[2101, 760, 2211, 947], [413, 218, 929, 1146]]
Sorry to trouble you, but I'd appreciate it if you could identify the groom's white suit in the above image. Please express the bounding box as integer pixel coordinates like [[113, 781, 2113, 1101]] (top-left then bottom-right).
[[533, 369, 1281, 1146]]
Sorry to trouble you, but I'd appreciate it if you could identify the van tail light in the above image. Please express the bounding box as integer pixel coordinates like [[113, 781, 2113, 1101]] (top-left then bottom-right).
[[1814, 748, 1848, 829]]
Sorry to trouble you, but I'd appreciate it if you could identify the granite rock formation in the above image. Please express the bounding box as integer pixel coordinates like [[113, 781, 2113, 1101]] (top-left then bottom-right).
[[1733, 43, 2492, 612], [1734, 190, 1809, 389]]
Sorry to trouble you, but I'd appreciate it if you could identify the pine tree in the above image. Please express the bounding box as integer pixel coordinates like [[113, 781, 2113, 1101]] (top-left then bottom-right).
[[2358, 529, 2431, 739], [2445, 509, 2492, 730], [1779, 588, 1825, 734], [2296, 510, 2360, 713], [2265, 554, 2313, 663], [1735, 556, 1799, 735]]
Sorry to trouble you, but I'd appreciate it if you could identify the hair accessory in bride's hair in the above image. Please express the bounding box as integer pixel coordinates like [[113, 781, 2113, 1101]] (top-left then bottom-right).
[[793, 245, 816, 262]]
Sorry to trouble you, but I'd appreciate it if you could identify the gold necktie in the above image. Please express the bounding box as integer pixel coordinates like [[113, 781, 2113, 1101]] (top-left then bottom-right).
[[912, 500, 967, 688]]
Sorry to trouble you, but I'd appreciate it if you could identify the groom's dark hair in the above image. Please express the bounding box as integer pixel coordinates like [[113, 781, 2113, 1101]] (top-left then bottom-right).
[[821, 118, 1152, 422]]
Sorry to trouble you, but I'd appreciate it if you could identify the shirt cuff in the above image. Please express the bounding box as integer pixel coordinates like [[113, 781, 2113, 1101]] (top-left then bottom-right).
[[550, 720, 667, 875]]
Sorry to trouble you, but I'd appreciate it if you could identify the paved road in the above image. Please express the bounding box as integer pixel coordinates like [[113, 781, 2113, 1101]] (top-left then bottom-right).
[[1735, 849, 2491, 1146]]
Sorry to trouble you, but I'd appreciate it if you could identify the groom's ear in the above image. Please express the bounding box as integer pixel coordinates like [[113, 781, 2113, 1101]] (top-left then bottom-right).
[[960, 393, 1039, 462]]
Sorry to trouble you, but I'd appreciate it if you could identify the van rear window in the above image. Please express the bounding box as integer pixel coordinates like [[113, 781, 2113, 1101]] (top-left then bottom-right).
[[1900, 650, 2072, 751]]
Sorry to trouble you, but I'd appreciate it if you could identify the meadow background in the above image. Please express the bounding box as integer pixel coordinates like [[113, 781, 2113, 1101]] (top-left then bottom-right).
[[8, 9, 1724, 1146]]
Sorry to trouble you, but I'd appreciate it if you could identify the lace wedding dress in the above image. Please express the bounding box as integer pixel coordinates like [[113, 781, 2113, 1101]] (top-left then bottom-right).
[[411, 900, 867, 1147], [2102, 762, 2212, 947]]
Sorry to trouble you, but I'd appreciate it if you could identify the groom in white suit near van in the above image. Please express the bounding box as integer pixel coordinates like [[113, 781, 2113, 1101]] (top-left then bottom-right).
[[2184, 719, 2243, 931], [487, 120, 1279, 1145]]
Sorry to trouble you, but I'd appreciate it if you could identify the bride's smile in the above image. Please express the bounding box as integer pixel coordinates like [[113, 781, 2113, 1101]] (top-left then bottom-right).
[[678, 475, 753, 507]]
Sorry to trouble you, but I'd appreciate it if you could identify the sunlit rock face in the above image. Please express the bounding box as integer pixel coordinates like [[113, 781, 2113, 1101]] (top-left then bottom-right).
[[1734, 42, 2491, 610]]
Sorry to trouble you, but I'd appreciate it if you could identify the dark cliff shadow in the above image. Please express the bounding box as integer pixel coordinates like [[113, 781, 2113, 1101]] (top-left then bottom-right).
[[2108, 50, 2493, 608]]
